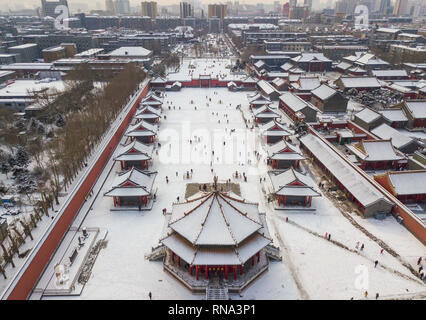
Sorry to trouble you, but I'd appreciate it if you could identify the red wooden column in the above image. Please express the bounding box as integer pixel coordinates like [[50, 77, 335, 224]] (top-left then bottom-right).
[[171, 251, 175, 263], [190, 265, 193, 275], [196, 266, 199, 280], [234, 266, 237, 280], [304, 196, 307, 207], [120, 161, 124, 170], [225, 265, 228, 280], [257, 251, 260, 262], [205, 265, 208, 280], [113, 197, 116, 207], [177, 256, 180, 266], [252, 256, 255, 266], [309, 196, 312, 207]]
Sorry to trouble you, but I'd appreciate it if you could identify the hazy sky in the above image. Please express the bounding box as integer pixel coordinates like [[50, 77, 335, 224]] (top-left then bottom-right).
[[0, 0, 335, 12]]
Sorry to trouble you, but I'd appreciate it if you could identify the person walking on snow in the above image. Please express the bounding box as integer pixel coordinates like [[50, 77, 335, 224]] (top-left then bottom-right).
[[360, 244, 364, 251], [364, 291, 368, 298], [375, 293, 379, 300], [374, 260, 378, 268], [148, 292, 152, 300], [380, 249, 384, 254], [328, 234, 331, 241]]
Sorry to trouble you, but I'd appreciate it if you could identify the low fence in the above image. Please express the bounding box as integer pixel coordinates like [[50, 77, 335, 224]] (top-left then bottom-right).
[[2, 79, 151, 300]]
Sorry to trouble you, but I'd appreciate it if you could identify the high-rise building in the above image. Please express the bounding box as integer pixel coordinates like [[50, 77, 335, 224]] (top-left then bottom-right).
[[208, 4, 227, 20], [105, 0, 115, 13], [41, 0, 69, 18], [180, 2, 193, 18], [282, 2, 290, 16], [141, 1, 158, 18], [379, 0, 390, 15], [393, 0, 408, 15], [116, 0, 130, 14]]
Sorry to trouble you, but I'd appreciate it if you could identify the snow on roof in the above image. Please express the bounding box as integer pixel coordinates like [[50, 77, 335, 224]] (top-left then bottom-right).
[[311, 84, 337, 101], [259, 120, 292, 137], [281, 62, 294, 71], [379, 109, 408, 123], [254, 60, 266, 69], [291, 53, 331, 63], [371, 123, 415, 149], [249, 92, 271, 104], [107, 46, 152, 57], [354, 53, 389, 66], [371, 70, 408, 78], [292, 78, 320, 91], [168, 191, 265, 246], [339, 77, 381, 89], [279, 92, 317, 113], [125, 120, 158, 137], [269, 168, 320, 197], [104, 168, 157, 197], [272, 77, 286, 87], [0, 79, 65, 98], [354, 108, 382, 123], [135, 106, 161, 119], [257, 80, 278, 96], [404, 100, 426, 119], [114, 140, 154, 162], [253, 105, 281, 119], [387, 170, 426, 196], [336, 61, 352, 70], [266, 139, 304, 161], [299, 134, 392, 208], [347, 140, 406, 162]]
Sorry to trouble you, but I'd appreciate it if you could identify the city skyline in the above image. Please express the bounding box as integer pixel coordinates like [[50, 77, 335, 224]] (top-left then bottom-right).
[[0, 0, 338, 12]]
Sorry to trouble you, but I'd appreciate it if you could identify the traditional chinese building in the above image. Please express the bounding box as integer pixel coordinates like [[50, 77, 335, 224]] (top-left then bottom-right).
[[125, 120, 158, 144], [114, 140, 154, 170], [346, 139, 408, 170], [248, 92, 272, 109], [135, 106, 161, 123], [259, 119, 292, 144], [311, 84, 348, 113], [266, 139, 304, 169], [374, 170, 426, 203], [104, 167, 157, 210], [269, 167, 320, 207], [140, 92, 163, 109], [160, 186, 275, 292], [279, 92, 318, 123], [253, 105, 281, 123]]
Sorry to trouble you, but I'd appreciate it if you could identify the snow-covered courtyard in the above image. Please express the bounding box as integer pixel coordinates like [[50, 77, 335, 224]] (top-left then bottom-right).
[[35, 59, 425, 300]]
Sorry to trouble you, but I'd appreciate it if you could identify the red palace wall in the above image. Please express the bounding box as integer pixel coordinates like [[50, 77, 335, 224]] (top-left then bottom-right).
[[6, 81, 151, 300]]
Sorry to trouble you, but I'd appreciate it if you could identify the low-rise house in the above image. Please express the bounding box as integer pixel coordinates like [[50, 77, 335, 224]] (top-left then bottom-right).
[[269, 167, 320, 207], [310, 84, 348, 113]]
